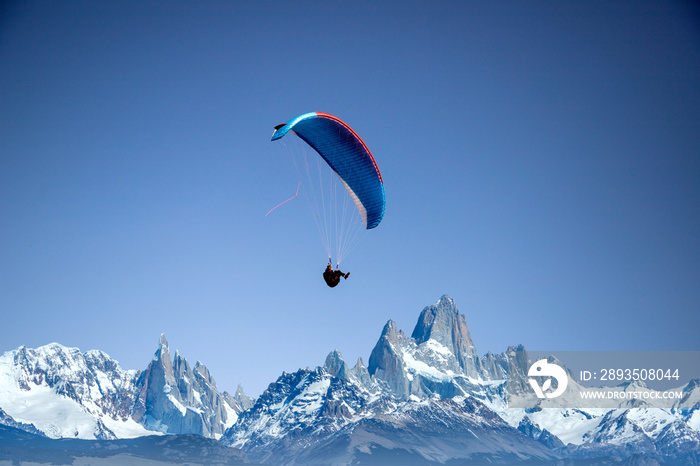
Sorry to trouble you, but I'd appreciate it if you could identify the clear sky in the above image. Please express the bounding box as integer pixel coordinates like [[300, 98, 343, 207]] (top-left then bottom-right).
[[2, 1, 699, 397]]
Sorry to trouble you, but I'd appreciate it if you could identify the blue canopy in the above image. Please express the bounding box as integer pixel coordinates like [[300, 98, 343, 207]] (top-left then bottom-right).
[[272, 112, 385, 229]]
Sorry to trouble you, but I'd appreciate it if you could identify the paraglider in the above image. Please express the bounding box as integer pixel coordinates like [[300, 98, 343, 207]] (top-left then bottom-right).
[[323, 262, 350, 288], [270, 112, 385, 287]]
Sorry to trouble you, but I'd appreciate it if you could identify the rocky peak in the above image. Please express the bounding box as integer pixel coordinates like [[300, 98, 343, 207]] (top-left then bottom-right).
[[367, 296, 509, 400], [324, 350, 350, 380], [503, 345, 532, 395], [480, 351, 508, 380], [153, 334, 173, 375], [132, 334, 245, 438], [173, 351, 190, 377], [194, 361, 216, 389], [349, 357, 374, 389], [410, 295, 481, 377], [368, 321, 403, 374], [380, 320, 404, 345], [368, 320, 411, 397], [229, 384, 255, 412]]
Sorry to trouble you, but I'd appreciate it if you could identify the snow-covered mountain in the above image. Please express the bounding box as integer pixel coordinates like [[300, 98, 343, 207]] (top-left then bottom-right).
[[223, 294, 700, 465], [0, 342, 148, 439], [131, 334, 252, 438], [1, 295, 699, 465], [221, 359, 557, 465], [0, 334, 253, 440]]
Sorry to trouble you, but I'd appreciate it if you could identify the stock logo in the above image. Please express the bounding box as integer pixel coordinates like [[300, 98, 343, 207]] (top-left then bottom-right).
[[528, 359, 568, 399]]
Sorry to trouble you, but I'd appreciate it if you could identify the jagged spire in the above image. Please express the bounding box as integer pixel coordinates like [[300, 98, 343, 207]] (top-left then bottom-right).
[[324, 349, 349, 379], [411, 294, 481, 377]]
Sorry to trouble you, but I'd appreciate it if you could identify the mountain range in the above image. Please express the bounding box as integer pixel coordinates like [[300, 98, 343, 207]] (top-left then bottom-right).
[[0, 333, 253, 441], [1, 295, 698, 465]]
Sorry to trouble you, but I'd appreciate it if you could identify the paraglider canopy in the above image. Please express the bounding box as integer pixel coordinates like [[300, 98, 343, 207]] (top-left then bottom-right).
[[272, 112, 385, 229]]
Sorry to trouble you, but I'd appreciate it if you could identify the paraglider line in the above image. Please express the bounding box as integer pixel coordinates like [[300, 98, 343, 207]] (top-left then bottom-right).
[[265, 180, 301, 217]]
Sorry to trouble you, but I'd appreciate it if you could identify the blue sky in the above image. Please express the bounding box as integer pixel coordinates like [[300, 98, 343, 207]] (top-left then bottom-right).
[[2, 1, 699, 397]]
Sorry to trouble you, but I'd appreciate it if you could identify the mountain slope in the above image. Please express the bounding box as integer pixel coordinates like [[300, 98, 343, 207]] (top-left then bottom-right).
[[0, 343, 150, 439], [221, 361, 557, 465], [0, 423, 248, 465]]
